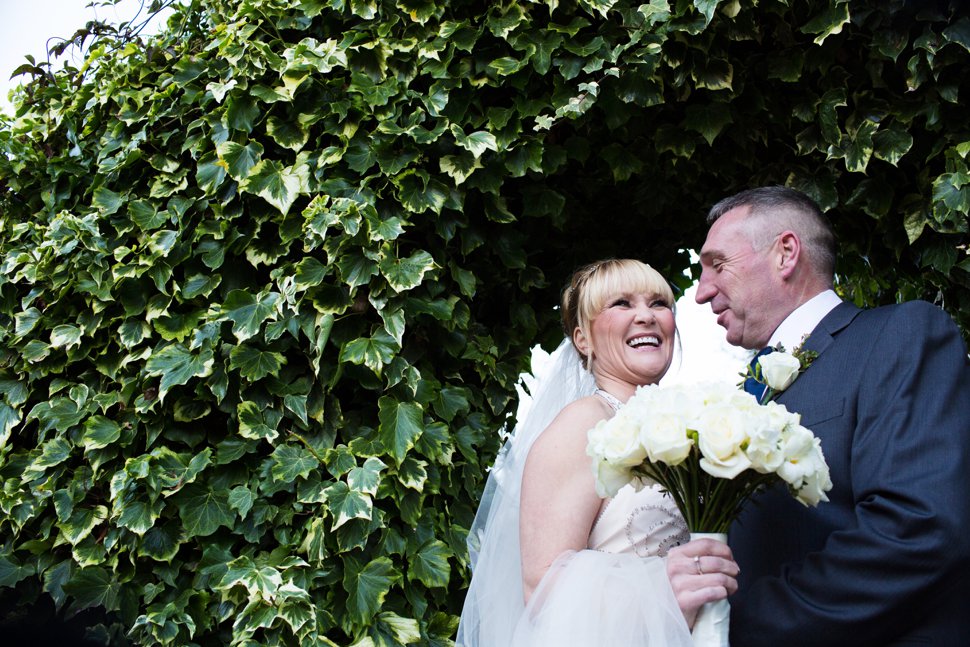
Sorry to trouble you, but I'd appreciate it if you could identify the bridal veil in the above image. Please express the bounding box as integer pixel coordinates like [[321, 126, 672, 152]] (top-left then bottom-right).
[[456, 340, 691, 647]]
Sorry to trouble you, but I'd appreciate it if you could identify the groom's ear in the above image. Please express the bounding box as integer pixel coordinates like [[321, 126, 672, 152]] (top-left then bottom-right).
[[776, 231, 801, 278]]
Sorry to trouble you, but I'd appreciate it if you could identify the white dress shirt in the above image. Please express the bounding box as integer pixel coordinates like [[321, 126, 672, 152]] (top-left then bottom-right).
[[768, 289, 842, 352]]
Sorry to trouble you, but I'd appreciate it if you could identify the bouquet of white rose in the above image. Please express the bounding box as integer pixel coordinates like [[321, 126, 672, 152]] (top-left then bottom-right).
[[586, 380, 832, 646]]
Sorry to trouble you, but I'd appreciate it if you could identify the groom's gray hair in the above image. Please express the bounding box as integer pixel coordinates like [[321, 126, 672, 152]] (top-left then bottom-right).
[[707, 186, 836, 283]]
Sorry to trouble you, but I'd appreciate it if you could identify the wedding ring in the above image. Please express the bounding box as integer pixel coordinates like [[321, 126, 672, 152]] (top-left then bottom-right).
[[693, 555, 704, 575]]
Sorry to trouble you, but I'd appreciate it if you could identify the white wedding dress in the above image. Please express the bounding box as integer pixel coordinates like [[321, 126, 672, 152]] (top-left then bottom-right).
[[457, 344, 694, 647], [508, 469, 693, 646]]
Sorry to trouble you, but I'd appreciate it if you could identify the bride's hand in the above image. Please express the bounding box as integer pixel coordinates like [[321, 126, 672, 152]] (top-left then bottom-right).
[[666, 538, 739, 629]]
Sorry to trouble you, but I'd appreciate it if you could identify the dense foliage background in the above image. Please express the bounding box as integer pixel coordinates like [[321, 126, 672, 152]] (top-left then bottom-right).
[[0, 0, 967, 644]]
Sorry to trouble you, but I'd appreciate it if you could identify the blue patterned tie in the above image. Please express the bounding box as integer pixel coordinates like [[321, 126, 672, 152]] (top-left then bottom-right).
[[743, 347, 774, 403]]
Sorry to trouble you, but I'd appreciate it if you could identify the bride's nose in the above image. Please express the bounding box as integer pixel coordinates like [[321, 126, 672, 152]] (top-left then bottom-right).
[[634, 302, 656, 323]]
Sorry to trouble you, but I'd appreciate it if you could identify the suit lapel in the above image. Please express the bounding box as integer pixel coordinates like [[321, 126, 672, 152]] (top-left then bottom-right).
[[802, 301, 862, 357]]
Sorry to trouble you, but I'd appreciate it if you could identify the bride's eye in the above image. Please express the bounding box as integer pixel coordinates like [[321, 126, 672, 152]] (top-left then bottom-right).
[[609, 298, 631, 308], [650, 298, 670, 309]]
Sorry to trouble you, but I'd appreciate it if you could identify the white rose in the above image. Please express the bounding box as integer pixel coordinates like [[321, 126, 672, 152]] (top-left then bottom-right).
[[640, 410, 693, 466], [587, 413, 647, 467], [744, 401, 801, 473], [591, 458, 634, 498], [744, 423, 784, 473], [758, 352, 802, 391], [693, 402, 753, 479], [777, 426, 833, 506]]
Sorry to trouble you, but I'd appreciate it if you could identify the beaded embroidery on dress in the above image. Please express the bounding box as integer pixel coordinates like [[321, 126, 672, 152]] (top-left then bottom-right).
[[588, 389, 689, 558]]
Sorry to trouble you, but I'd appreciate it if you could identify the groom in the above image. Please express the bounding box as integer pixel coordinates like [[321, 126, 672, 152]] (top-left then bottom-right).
[[695, 186, 970, 645]]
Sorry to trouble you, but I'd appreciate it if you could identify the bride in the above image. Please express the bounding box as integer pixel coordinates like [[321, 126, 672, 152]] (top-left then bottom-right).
[[457, 259, 739, 646]]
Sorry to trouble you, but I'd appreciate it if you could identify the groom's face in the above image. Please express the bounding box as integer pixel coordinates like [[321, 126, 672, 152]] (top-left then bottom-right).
[[696, 207, 781, 349]]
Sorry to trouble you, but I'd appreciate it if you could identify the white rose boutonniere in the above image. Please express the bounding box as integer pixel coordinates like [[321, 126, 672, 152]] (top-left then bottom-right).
[[742, 338, 818, 403], [758, 351, 801, 391]]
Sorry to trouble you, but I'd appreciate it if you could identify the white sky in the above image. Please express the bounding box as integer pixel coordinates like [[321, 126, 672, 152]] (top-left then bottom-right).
[[0, 1, 745, 385], [0, 0, 171, 111]]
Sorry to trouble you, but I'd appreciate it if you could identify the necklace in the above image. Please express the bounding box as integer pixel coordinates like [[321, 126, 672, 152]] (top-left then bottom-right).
[[595, 389, 624, 412]]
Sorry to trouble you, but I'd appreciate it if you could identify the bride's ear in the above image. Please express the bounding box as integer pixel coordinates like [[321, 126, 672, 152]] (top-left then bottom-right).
[[573, 327, 591, 360]]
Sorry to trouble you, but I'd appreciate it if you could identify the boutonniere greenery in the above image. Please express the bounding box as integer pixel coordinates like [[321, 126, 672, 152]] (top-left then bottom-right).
[[741, 338, 818, 403]]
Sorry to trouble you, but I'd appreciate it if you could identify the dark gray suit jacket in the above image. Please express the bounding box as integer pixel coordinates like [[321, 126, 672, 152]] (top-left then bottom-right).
[[729, 301, 970, 646]]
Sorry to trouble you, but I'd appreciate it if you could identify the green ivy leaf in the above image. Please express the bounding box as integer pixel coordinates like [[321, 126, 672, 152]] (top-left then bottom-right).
[[237, 401, 280, 443], [93, 187, 125, 216], [175, 484, 234, 537], [800, 2, 851, 46], [218, 140, 264, 181], [347, 456, 385, 495], [220, 289, 281, 342], [872, 127, 914, 166], [228, 486, 254, 520], [407, 539, 451, 588], [270, 444, 320, 483], [240, 159, 309, 214], [326, 481, 372, 529], [62, 566, 120, 611], [14, 307, 41, 337], [0, 555, 36, 587], [0, 403, 21, 449], [684, 103, 732, 146], [379, 249, 435, 292], [378, 397, 424, 466], [341, 329, 398, 374], [229, 345, 286, 381], [343, 557, 399, 626], [145, 344, 215, 398], [80, 415, 122, 451]]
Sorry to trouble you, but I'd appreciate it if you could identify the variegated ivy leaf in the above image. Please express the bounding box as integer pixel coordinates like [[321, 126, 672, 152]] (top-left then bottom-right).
[[239, 159, 310, 215], [407, 539, 452, 588], [379, 249, 435, 292], [145, 344, 215, 398], [343, 556, 400, 626], [377, 397, 424, 466], [220, 289, 281, 342], [229, 344, 287, 381], [175, 483, 234, 538]]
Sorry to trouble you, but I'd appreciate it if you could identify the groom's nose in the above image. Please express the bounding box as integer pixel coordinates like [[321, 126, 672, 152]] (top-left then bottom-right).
[[695, 268, 716, 305]]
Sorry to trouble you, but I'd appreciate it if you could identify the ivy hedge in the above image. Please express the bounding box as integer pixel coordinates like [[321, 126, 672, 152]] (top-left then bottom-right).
[[0, 0, 967, 644]]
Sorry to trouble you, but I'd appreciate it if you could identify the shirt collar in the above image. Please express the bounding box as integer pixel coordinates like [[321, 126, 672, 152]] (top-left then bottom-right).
[[768, 289, 842, 352]]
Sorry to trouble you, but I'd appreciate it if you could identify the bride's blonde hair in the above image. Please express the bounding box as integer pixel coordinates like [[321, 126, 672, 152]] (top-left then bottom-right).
[[561, 259, 675, 368]]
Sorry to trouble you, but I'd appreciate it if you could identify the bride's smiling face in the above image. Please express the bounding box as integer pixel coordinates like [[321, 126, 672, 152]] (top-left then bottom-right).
[[576, 290, 676, 389]]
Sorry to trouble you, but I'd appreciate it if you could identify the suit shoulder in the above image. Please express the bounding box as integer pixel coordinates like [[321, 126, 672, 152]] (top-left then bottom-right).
[[862, 300, 958, 329]]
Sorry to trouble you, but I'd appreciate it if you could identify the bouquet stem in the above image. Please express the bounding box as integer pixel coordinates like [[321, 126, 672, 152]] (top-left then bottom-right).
[[690, 532, 730, 647]]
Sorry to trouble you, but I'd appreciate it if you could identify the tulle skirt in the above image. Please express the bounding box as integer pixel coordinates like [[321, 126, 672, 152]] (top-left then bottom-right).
[[510, 550, 692, 647]]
